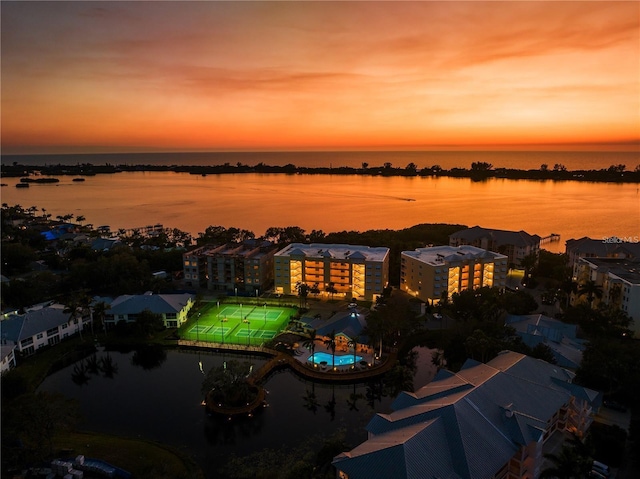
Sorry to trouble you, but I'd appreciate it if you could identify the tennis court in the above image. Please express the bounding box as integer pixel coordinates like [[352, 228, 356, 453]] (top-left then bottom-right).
[[183, 301, 297, 346]]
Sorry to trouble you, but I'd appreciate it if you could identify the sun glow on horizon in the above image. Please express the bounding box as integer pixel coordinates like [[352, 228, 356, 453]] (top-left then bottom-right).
[[1, 1, 638, 155]]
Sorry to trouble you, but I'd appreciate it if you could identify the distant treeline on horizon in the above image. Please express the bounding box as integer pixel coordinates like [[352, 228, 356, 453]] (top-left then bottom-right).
[[2, 156, 639, 183], [1, 149, 638, 171]]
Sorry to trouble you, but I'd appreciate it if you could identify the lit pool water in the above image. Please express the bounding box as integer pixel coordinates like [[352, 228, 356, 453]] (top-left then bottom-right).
[[308, 352, 363, 366]]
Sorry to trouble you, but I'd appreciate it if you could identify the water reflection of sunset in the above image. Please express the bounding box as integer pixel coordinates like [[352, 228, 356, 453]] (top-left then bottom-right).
[[2, 2, 638, 154], [3, 173, 638, 252]]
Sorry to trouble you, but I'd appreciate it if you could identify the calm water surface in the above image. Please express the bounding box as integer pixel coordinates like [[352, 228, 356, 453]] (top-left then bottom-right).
[[37, 348, 437, 478], [3, 172, 639, 252]]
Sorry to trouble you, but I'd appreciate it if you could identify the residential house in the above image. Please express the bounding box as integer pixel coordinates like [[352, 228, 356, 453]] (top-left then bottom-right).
[[104, 292, 195, 329], [0, 303, 88, 356], [273, 243, 390, 302], [401, 245, 508, 304], [505, 314, 587, 369], [449, 226, 541, 267], [333, 351, 601, 479]]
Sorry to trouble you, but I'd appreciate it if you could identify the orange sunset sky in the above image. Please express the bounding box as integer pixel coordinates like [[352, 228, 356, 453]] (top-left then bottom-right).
[[1, 1, 638, 155]]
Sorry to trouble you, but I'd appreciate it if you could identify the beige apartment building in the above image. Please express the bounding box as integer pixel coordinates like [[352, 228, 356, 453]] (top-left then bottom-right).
[[183, 240, 278, 294], [401, 245, 508, 303], [273, 243, 390, 301]]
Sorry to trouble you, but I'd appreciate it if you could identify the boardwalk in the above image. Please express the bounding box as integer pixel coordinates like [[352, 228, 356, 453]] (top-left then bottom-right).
[[179, 339, 397, 417]]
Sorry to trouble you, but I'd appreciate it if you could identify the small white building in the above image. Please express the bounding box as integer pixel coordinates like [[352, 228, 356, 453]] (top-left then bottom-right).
[[0, 303, 88, 356], [104, 292, 195, 329]]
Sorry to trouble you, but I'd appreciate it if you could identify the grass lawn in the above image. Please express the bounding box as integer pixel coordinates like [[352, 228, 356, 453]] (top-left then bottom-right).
[[181, 301, 297, 346], [53, 430, 203, 479]]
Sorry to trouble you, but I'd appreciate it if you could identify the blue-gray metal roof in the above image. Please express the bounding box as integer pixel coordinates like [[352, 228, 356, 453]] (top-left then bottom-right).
[[1, 304, 72, 343], [337, 351, 601, 479], [108, 293, 193, 315]]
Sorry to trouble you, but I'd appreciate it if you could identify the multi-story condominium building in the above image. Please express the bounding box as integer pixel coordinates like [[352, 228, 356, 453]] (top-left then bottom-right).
[[401, 245, 508, 303], [273, 243, 390, 301], [183, 240, 278, 294], [566, 236, 640, 278], [333, 351, 601, 479], [575, 256, 640, 337], [104, 292, 194, 329], [449, 225, 541, 267], [0, 303, 88, 356]]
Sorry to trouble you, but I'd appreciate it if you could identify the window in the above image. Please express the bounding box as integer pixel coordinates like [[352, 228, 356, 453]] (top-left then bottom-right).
[[62, 323, 68, 330], [37, 333, 44, 340], [166, 313, 177, 319]]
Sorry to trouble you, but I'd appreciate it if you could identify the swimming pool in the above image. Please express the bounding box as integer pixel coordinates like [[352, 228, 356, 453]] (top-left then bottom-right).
[[307, 352, 363, 366]]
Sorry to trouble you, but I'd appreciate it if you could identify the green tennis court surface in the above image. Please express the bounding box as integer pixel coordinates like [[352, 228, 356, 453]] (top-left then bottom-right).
[[183, 302, 297, 346]]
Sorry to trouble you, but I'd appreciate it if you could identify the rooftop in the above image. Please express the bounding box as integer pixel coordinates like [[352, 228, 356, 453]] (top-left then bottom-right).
[[108, 293, 194, 315], [275, 243, 389, 262], [580, 257, 640, 284], [333, 351, 601, 479], [402, 245, 507, 265], [566, 237, 640, 258], [450, 226, 541, 247]]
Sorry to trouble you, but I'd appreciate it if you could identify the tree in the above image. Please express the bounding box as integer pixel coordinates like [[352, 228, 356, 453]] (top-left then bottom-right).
[[2, 391, 80, 466], [578, 280, 603, 307], [201, 360, 255, 407], [324, 330, 337, 370], [296, 282, 309, 308], [134, 309, 164, 338], [1, 242, 37, 275], [325, 282, 337, 300], [347, 336, 360, 369], [303, 329, 317, 358], [64, 291, 92, 341], [471, 161, 493, 171], [91, 301, 110, 335], [431, 349, 447, 370], [540, 440, 592, 479]]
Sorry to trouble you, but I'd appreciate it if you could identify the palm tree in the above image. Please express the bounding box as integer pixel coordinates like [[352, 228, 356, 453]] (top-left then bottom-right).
[[578, 280, 603, 307], [91, 300, 110, 335], [302, 386, 319, 414], [539, 440, 592, 479], [431, 349, 447, 370], [326, 282, 337, 300], [324, 330, 337, 370], [347, 335, 359, 370], [303, 329, 317, 359], [347, 383, 364, 411], [64, 292, 91, 341]]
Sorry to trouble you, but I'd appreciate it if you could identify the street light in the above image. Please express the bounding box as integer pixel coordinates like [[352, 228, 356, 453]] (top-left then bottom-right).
[[221, 317, 228, 346], [235, 287, 238, 304], [263, 303, 267, 329], [196, 312, 201, 343], [243, 319, 250, 347]]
